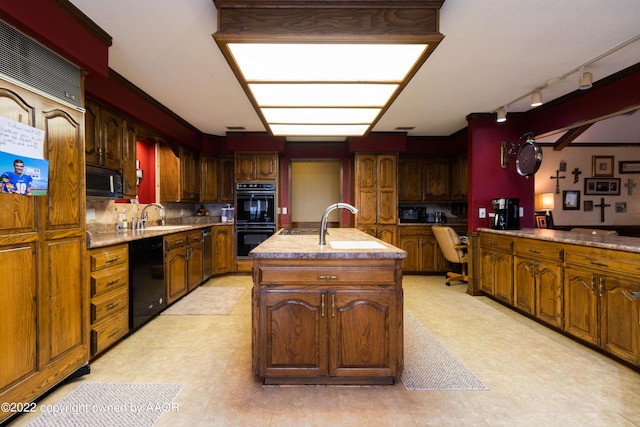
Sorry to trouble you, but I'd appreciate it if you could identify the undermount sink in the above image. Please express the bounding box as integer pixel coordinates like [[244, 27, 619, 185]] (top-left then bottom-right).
[[144, 225, 190, 231], [328, 241, 386, 250]]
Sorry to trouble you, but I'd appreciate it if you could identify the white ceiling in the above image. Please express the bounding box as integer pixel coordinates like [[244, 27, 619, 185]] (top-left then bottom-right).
[[68, 0, 640, 142]]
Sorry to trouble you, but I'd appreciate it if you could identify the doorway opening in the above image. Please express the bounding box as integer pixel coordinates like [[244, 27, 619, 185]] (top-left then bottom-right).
[[290, 160, 341, 229]]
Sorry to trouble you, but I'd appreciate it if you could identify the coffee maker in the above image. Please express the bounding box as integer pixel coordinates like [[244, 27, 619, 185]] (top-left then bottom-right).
[[492, 198, 520, 230]]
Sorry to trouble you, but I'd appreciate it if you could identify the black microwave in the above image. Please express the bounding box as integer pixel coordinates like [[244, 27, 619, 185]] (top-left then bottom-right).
[[399, 207, 426, 223], [85, 165, 122, 198]]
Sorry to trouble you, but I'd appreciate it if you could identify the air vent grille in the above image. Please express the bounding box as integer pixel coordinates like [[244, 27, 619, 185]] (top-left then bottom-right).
[[0, 20, 81, 108]]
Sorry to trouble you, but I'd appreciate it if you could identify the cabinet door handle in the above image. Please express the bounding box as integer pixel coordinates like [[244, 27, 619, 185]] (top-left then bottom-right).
[[106, 256, 120, 264], [107, 328, 121, 338], [599, 277, 604, 297], [106, 302, 119, 310], [331, 294, 335, 317], [590, 260, 608, 267], [321, 294, 325, 317], [318, 275, 338, 280], [106, 278, 120, 286], [528, 249, 540, 254], [591, 273, 596, 294]]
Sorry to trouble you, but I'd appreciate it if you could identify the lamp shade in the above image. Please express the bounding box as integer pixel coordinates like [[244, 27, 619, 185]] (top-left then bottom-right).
[[536, 192, 555, 210]]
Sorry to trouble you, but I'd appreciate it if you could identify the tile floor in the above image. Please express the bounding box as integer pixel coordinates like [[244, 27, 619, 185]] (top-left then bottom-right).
[[10, 274, 640, 427]]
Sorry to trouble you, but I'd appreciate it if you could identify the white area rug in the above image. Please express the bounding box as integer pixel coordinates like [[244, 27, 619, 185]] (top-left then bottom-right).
[[27, 383, 184, 427], [161, 286, 245, 315], [402, 310, 488, 391]]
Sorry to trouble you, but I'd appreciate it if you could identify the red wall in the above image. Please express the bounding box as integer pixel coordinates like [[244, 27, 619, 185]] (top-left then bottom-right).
[[136, 141, 156, 204], [467, 114, 534, 232]]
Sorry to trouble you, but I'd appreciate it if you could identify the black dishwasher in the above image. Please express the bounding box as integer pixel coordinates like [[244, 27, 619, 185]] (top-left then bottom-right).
[[129, 236, 166, 331]]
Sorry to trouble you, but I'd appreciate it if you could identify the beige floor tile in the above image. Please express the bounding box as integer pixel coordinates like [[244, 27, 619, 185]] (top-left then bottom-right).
[[8, 274, 640, 427]]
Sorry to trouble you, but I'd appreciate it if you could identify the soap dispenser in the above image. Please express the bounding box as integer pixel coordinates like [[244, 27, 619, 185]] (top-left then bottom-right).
[[121, 209, 128, 231]]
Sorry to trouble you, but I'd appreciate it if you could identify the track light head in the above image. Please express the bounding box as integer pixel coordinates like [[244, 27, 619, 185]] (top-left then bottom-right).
[[579, 70, 593, 90], [496, 106, 507, 123], [530, 90, 543, 107]]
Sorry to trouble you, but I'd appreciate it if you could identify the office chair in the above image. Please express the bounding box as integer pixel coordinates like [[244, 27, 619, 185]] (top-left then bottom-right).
[[432, 225, 468, 286]]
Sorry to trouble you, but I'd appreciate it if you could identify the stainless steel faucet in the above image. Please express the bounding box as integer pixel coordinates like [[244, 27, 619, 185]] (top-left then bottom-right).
[[140, 203, 166, 228], [319, 203, 359, 246]]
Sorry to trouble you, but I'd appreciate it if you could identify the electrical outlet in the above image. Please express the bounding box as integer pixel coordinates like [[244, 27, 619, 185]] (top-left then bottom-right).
[[519, 207, 524, 217], [282, 207, 287, 215], [479, 207, 486, 219]]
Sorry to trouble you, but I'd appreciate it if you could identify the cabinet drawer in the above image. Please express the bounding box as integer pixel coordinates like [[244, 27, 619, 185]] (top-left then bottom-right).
[[400, 226, 434, 237], [91, 309, 129, 355], [513, 238, 564, 262], [187, 230, 203, 243], [258, 265, 396, 285], [90, 263, 128, 296], [165, 233, 187, 251], [565, 245, 640, 277], [89, 245, 127, 271], [479, 233, 513, 252], [91, 287, 128, 323]]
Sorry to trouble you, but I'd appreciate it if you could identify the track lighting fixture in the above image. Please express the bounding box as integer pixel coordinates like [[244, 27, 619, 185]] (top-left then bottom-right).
[[496, 106, 507, 123], [579, 69, 593, 90], [530, 90, 543, 107]]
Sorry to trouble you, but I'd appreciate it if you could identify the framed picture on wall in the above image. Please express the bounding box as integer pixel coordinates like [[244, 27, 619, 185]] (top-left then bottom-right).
[[592, 155, 615, 177], [584, 177, 621, 195], [562, 190, 580, 210], [584, 200, 594, 211], [619, 160, 640, 174]]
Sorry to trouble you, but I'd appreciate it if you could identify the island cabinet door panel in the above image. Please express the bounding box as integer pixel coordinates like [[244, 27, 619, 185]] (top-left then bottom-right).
[[535, 261, 563, 328], [479, 249, 496, 295], [564, 266, 599, 345], [514, 256, 536, 315], [494, 251, 513, 305], [330, 291, 397, 377], [356, 189, 377, 224], [599, 276, 640, 365], [260, 291, 327, 378], [0, 243, 37, 392]]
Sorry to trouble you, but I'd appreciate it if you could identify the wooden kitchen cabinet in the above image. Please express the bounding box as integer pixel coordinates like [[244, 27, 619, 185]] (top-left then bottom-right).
[[121, 119, 137, 198], [213, 225, 234, 274], [359, 225, 397, 246], [253, 258, 402, 384], [513, 238, 563, 327], [165, 233, 189, 304], [564, 245, 640, 365], [450, 154, 468, 201], [164, 230, 204, 303], [86, 98, 137, 197], [0, 80, 88, 424], [399, 226, 447, 273], [186, 230, 204, 291], [355, 154, 397, 226], [88, 244, 129, 357], [479, 232, 513, 304], [158, 143, 200, 202], [235, 152, 278, 181], [85, 100, 123, 170], [200, 154, 235, 202], [398, 157, 452, 202]]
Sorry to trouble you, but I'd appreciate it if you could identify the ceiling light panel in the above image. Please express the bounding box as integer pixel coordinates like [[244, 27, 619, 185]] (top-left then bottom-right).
[[249, 83, 398, 107], [270, 124, 370, 136], [261, 108, 381, 124], [228, 43, 428, 82]]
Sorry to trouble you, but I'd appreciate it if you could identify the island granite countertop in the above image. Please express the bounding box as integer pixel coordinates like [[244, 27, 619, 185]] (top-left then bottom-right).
[[479, 227, 640, 254], [250, 228, 407, 260]]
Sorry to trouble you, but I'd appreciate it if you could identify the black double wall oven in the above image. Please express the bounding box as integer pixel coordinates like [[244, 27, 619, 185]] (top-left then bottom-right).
[[235, 182, 276, 258]]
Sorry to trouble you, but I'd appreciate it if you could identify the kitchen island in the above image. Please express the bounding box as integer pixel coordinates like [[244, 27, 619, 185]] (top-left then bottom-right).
[[250, 228, 406, 384]]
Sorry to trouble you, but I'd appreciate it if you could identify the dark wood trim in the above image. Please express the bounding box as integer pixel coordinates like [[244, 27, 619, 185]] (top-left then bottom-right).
[[552, 123, 593, 151], [53, 0, 112, 46]]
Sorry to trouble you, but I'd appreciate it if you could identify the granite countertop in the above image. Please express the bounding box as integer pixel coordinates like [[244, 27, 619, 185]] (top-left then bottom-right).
[[479, 227, 640, 254], [87, 222, 232, 249], [250, 228, 407, 260]]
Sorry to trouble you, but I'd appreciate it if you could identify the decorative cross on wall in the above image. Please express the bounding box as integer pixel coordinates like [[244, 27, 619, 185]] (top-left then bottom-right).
[[594, 197, 611, 222], [572, 167, 582, 183], [625, 178, 636, 195], [550, 170, 566, 194]]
